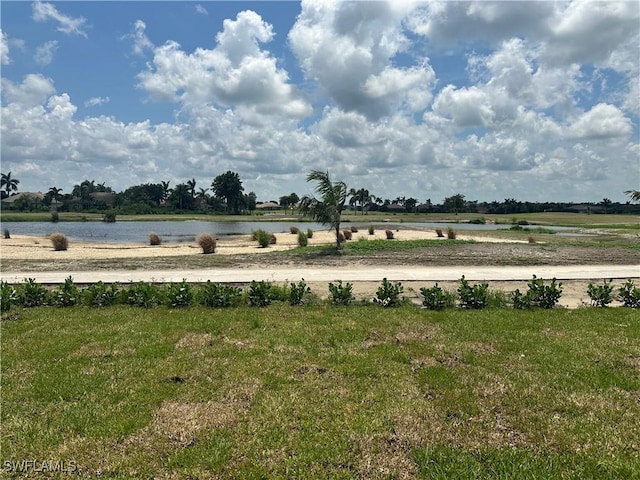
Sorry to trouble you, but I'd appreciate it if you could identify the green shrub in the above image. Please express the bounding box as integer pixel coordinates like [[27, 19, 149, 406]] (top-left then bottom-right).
[[196, 281, 242, 308], [1, 281, 17, 313], [3, 229, 10, 239], [248, 280, 272, 307], [447, 228, 457, 240], [587, 279, 614, 307], [368, 225, 375, 235], [289, 279, 311, 306], [457, 276, 488, 309], [618, 279, 640, 308], [297, 230, 308, 247], [82, 281, 120, 307], [420, 283, 454, 310], [512, 275, 563, 309], [385, 229, 394, 240], [374, 278, 404, 307], [126, 282, 164, 308], [289, 226, 300, 234], [306, 228, 314, 239], [103, 211, 116, 223], [328, 280, 354, 306], [52, 276, 80, 307], [252, 229, 272, 248], [18, 278, 49, 307], [149, 232, 162, 245], [50, 232, 68, 251], [166, 279, 193, 308], [196, 233, 216, 254]]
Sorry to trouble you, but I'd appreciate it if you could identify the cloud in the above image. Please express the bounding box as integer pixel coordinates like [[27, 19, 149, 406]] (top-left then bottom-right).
[[288, 0, 435, 120], [34, 40, 58, 66], [1, 73, 56, 106], [568, 103, 632, 140], [0, 30, 9, 65], [543, 1, 640, 68], [124, 20, 154, 56], [84, 96, 110, 108], [195, 4, 208, 16], [32, 1, 88, 37], [137, 10, 311, 119]]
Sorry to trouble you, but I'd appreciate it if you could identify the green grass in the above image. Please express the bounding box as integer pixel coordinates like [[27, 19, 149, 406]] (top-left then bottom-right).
[[2, 306, 639, 478]]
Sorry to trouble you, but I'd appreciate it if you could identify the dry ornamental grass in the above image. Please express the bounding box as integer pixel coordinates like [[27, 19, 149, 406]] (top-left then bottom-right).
[[50, 232, 68, 251], [196, 233, 216, 254]]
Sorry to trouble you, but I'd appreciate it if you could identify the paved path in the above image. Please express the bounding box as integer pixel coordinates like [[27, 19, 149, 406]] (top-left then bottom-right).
[[1, 265, 638, 284]]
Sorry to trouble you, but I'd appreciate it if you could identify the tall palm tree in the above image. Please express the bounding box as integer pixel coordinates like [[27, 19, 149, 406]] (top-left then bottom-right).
[[161, 181, 171, 202], [1, 172, 20, 196], [187, 178, 197, 199], [47, 186, 63, 209], [300, 170, 348, 249]]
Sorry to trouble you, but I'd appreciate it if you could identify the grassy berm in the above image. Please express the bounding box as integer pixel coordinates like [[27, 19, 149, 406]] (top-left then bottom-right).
[[2, 306, 639, 479]]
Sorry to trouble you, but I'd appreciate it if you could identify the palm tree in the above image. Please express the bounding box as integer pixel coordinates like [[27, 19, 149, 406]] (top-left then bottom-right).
[[187, 178, 197, 199], [300, 170, 348, 249], [624, 190, 640, 202], [348, 188, 372, 214], [161, 181, 171, 202], [1, 172, 20, 197], [47, 186, 63, 209]]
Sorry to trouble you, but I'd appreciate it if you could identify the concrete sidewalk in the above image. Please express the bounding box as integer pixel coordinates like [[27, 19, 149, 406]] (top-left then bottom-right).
[[1, 265, 638, 284]]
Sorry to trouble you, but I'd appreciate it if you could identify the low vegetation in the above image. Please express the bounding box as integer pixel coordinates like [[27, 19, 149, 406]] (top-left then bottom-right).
[[149, 232, 162, 245], [49, 232, 68, 251], [4, 276, 638, 315], [2, 305, 638, 478], [196, 233, 216, 254]]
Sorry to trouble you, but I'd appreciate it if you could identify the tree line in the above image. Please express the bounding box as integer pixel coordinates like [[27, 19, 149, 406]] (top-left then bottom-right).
[[1, 170, 639, 216]]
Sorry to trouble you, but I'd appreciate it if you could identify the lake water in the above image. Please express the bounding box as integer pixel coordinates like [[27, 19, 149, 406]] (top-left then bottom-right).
[[0, 220, 580, 243]]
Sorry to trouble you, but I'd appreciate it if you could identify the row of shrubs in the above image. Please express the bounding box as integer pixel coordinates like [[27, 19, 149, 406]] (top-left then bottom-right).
[[29, 224, 464, 253], [2, 276, 638, 314]]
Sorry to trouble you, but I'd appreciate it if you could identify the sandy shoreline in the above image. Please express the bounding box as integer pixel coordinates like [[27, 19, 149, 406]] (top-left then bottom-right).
[[0, 229, 522, 261]]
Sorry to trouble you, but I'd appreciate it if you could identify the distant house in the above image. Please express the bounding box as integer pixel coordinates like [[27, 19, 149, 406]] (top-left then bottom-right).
[[386, 203, 406, 213], [90, 191, 115, 206], [256, 201, 282, 211], [1, 191, 45, 207]]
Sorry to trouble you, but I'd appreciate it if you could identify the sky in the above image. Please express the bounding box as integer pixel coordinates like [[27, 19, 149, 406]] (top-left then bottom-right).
[[1, 1, 639, 204]]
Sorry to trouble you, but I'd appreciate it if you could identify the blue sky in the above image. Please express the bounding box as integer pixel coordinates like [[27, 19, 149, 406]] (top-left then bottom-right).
[[1, 1, 638, 203]]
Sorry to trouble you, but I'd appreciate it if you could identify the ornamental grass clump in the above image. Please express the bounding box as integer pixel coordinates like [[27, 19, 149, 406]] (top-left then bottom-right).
[[306, 228, 314, 239], [289, 226, 300, 234], [435, 228, 444, 238], [50, 232, 68, 251], [368, 225, 375, 235], [297, 230, 308, 247], [385, 229, 394, 240], [196, 233, 216, 254], [447, 228, 457, 240], [149, 232, 162, 245], [343, 229, 352, 240]]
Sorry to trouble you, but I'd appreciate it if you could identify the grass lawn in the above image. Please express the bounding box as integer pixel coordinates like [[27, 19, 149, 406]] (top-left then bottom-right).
[[2, 306, 639, 479]]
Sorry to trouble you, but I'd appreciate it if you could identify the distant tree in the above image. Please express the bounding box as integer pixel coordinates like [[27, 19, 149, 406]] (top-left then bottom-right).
[[405, 197, 418, 212], [187, 178, 197, 199], [349, 188, 372, 214], [443, 194, 466, 215], [212, 171, 244, 214], [300, 170, 348, 249], [244, 191, 257, 213], [279, 193, 299, 212], [45, 186, 63, 208], [122, 183, 164, 206], [1, 172, 20, 197], [169, 183, 193, 210], [161, 181, 171, 202], [600, 198, 612, 214], [624, 190, 640, 202]]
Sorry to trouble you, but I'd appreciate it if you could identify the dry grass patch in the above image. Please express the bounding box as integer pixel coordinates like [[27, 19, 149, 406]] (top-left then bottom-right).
[[175, 333, 212, 349]]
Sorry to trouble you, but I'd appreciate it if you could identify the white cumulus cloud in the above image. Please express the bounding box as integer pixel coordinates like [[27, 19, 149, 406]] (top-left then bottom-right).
[[32, 1, 88, 37]]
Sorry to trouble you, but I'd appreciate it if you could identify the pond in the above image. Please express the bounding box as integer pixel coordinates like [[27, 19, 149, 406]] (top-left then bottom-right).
[[0, 220, 581, 243]]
